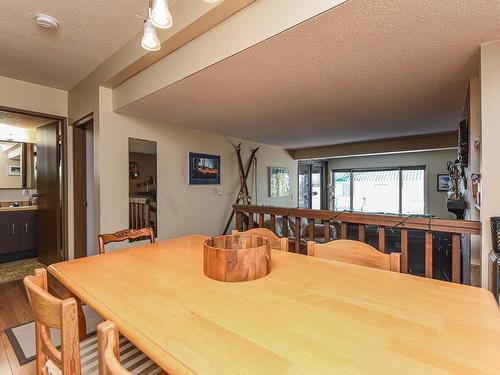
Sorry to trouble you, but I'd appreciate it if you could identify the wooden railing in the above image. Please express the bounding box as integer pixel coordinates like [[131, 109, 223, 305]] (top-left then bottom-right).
[[233, 205, 481, 283], [129, 198, 151, 230]]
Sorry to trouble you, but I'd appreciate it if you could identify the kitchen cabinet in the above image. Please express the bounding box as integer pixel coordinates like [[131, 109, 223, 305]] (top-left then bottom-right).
[[0, 210, 37, 261]]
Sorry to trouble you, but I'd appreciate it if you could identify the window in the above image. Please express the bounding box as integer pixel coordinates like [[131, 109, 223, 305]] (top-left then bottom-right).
[[332, 167, 425, 215]]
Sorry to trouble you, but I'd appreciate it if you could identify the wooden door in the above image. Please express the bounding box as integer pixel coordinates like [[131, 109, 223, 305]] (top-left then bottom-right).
[[73, 125, 87, 258], [37, 121, 61, 265]]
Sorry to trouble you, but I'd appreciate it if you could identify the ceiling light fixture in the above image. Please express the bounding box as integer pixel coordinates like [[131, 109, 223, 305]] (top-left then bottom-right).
[[140, 0, 224, 52], [151, 0, 173, 29], [35, 14, 59, 30], [142, 18, 161, 51]]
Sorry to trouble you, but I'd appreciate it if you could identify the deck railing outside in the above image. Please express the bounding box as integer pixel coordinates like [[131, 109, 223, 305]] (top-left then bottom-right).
[[232, 204, 481, 284]]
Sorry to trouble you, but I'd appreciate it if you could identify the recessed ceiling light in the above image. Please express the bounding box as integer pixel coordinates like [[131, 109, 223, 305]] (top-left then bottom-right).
[[35, 14, 59, 30]]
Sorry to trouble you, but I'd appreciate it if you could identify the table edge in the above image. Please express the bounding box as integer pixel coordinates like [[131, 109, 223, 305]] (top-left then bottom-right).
[[48, 264, 196, 375]]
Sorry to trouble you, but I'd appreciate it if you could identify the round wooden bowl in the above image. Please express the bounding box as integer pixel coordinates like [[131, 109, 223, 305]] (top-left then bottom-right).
[[203, 235, 272, 282]]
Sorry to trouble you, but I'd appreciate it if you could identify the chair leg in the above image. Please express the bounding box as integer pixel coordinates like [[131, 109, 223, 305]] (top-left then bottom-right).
[[35, 323, 49, 375]]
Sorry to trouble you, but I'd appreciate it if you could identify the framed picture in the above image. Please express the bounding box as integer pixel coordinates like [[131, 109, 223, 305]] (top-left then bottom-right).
[[269, 167, 290, 197], [437, 174, 451, 191], [189, 152, 221, 185], [8, 166, 21, 176]]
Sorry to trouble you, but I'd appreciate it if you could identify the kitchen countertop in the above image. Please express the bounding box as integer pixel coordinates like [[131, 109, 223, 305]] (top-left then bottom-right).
[[0, 206, 37, 212]]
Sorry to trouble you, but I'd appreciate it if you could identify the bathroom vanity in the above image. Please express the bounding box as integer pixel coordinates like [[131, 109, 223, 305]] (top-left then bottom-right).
[[0, 206, 37, 262]]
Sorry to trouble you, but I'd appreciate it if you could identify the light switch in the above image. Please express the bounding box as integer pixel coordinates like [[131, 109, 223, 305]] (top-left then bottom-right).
[[217, 188, 223, 196]]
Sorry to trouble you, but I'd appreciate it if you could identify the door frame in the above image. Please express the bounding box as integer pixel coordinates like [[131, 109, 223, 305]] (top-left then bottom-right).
[[0, 105, 69, 261], [297, 160, 328, 210], [72, 113, 93, 258]]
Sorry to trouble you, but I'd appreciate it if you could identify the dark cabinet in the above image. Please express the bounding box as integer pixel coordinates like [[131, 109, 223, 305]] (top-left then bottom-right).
[[20, 211, 37, 252], [0, 210, 37, 260], [0, 213, 18, 254]]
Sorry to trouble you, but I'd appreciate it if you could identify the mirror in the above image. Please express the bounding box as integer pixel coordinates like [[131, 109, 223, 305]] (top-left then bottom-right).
[[0, 141, 36, 189], [128, 138, 157, 236]]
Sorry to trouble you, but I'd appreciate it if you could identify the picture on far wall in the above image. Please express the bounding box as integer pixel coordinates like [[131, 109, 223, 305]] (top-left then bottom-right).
[[8, 166, 21, 176], [269, 167, 290, 197], [437, 174, 451, 191], [189, 152, 221, 185]]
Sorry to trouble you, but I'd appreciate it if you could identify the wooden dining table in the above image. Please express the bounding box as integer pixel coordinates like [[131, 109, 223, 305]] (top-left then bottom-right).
[[48, 235, 500, 374]]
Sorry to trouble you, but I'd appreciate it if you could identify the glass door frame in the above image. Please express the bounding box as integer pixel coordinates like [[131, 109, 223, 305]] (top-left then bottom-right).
[[298, 160, 328, 210]]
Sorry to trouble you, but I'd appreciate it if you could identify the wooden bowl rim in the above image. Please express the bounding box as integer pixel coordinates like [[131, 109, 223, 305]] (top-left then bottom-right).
[[204, 235, 271, 251]]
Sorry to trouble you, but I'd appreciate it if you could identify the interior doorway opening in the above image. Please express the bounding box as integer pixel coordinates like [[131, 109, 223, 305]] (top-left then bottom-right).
[[73, 114, 95, 258], [0, 106, 67, 283]]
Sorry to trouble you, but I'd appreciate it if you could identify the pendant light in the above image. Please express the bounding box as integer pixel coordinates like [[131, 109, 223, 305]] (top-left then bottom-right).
[[151, 0, 173, 29], [141, 18, 161, 51]]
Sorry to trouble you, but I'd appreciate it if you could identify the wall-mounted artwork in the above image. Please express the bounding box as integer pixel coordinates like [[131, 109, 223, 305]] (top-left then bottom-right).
[[269, 167, 290, 197], [437, 174, 451, 191], [189, 152, 221, 185], [8, 165, 21, 176]]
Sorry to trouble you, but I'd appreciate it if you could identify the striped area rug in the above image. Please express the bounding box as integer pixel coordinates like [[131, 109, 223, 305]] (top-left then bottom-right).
[[6, 305, 163, 374], [5, 304, 102, 365]]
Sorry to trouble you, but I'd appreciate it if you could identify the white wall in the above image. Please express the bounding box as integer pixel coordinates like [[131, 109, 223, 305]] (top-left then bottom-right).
[[327, 149, 457, 218], [480, 39, 500, 287], [96, 87, 297, 252]]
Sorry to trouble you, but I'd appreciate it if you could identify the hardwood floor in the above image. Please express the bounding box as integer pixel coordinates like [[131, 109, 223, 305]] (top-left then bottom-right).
[[0, 280, 35, 375]]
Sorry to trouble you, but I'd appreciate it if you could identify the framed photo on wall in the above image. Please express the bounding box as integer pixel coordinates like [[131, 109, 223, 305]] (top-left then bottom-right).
[[189, 152, 221, 185], [268, 167, 290, 197], [8, 166, 21, 176], [437, 174, 451, 191]]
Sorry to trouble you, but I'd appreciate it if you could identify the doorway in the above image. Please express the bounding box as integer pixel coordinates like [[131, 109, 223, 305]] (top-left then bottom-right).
[[73, 114, 94, 258], [298, 160, 328, 210], [129, 138, 157, 237], [0, 106, 68, 282]]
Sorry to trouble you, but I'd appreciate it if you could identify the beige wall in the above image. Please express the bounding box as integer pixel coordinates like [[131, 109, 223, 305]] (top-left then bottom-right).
[[0, 75, 67, 117], [96, 87, 296, 253], [480, 39, 500, 287], [0, 149, 21, 189], [327, 149, 457, 218], [0, 189, 30, 203]]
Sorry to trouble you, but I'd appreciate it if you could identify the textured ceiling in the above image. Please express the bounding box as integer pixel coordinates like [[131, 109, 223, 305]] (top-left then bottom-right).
[[0, 0, 174, 89], [0, 110, 53, 129], [119, 0, 500, 149]]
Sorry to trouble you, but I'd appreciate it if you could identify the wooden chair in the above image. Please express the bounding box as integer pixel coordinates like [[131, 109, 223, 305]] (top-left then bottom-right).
[[24, 269, 164, 375], [307, 240, 401, 272], [24, 268, 81, 374], [232, 228, 288, 251], [98, 227, 155, 254], [97, 321, 166, 375]]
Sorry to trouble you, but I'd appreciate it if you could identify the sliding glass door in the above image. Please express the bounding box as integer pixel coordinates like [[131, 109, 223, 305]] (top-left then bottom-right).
[[298, 161, 327, 209], [332, 167, 425, 214]]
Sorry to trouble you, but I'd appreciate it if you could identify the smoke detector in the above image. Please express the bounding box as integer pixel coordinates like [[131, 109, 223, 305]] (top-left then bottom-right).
[[35, 14, 59, 30]]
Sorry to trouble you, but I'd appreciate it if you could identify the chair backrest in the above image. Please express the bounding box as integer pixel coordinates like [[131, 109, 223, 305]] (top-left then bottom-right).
[[232, 228, 288, 251], [307, 240, 401, 272], [23, 268, 81, 374], [98, 227, 155, 254], [97, 321, 131, 375]]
